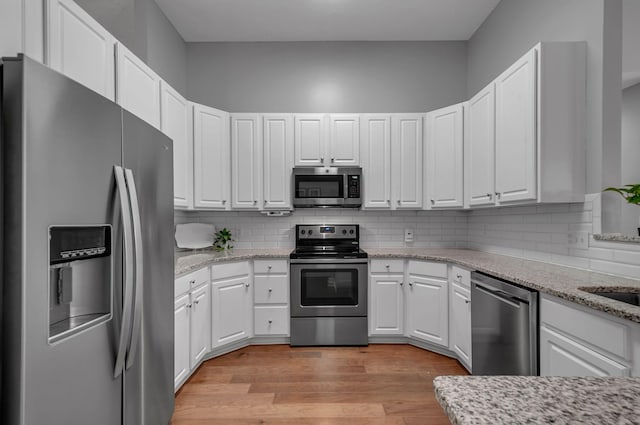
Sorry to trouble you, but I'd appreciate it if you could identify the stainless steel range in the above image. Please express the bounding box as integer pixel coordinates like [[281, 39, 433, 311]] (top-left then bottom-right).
[[290, 224, 368, 346]]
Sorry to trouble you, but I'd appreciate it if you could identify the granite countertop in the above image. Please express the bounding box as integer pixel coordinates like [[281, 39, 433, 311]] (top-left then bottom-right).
[[434, 375, 640, 425], [175, 248, 291, 277], [175, 247, 640, 323]]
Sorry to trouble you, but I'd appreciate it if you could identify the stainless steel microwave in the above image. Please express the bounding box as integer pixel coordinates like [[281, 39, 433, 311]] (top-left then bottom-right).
[[292, 167, 362, 208]]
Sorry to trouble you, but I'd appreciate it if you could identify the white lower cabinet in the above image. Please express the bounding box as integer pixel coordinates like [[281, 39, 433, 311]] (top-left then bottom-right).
[[449, 266, 471, 370], [405, 261, 448, 347], [253, 260, 289, 336], [174, 267, 211, 391], [211, 262, 253, 347], [369, 260, 405, 335], [540, 294, 633, 377]]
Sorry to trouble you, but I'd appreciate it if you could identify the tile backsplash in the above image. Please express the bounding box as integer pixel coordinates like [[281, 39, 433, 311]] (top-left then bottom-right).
[[175, 193, 640, 280]]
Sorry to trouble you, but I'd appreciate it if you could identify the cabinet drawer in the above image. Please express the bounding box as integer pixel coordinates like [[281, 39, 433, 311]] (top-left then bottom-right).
[[541, 295, 631, 361], [254, 259, 288, 274], [211, 261, 250, 281], [254, 306, 289, 335], [407, 260, 447, 278], [450, 265, 471, 288], [175, 267, 209, 297], [370, 259, 404, 274], [254, 275, 289, 304]]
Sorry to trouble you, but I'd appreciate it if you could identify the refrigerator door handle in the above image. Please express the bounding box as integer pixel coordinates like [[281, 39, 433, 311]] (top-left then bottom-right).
[[114, 166, 135, 378], [124, 168, 143, 370]]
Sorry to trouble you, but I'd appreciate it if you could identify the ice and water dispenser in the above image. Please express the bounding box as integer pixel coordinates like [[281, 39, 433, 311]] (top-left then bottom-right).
[[49, 226, 112, 343]]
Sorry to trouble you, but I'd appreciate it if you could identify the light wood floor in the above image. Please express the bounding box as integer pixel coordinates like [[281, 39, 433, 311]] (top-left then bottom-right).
[[171, 344, 468, 424]]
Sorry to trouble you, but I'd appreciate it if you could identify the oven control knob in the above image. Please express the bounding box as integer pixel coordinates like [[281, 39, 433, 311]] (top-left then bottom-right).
[[342, 229, 347, 235], [349, 229, 354, 234], [308, 230, 313, 235], [301, 230, 306, 235]]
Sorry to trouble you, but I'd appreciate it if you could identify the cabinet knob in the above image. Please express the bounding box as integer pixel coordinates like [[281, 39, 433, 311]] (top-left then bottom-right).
[[245, 282, 250, 288], [409, 282, 413, 287], [397, 200, 400, 205], [387, 200, 391, 204], [254, 200, 258, 204], [321, 156, 324, 163], [385, 264, 390, 269], [264, 200, 267, 205], [186, 304, 192, 309], [400, 282, 404, 286], [194, 299, 199, 305], [222, 200, 226, 205], [465, 299, 470, 304], [268, 265, 272, 270], [268, 319, 273, 324], [268, 288, 273, 293], [495, 192, 501, 199], [331, 157, 335, 163], [189, 279, 195, 285], [487, 193, 493, 200], [430, 199, 435, 205], [456, 274, 463, 279]]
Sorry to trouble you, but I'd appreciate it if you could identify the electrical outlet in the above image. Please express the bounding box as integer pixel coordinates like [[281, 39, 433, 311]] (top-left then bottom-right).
[[568, 231, 589, 249], [404, 228, 414, 243]]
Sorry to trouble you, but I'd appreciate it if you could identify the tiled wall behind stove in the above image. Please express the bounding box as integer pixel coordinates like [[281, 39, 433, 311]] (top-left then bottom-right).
[[174, 209, 469, 250]]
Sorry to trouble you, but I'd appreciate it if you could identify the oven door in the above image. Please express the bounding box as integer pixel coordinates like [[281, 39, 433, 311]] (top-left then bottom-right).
[[290, 260, 367, 317]]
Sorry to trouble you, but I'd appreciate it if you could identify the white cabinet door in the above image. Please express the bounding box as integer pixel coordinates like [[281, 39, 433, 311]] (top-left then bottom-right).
[[160, 82, 191, 209], [189, 283, 211, 369], [370, 274, 404, 335], [173, 293, 190, 390], [45, 0, 115, 100], [231, 114, 261, 209], [116, 43, 161, 129], [450, 281, 471, 368], [406, 265, 448, 347], [465, 84, 496, 207], [329, 114, 360, 166], [426, 104, 464, 209], [392, 114, 423, 209], [495, 48, 537, 204], [294, 114, 326, 167], [193, 103, 230, 209], [263, 114, 293, 210], [540, 326, 630, 377], [361, 115, 391, 209], [211, 276, 252, 347]]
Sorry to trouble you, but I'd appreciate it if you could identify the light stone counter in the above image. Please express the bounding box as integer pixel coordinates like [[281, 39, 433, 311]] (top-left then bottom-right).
[[434, 375, 640, 425], [175, 247, 640, 323], [175, 248, 291, 277]]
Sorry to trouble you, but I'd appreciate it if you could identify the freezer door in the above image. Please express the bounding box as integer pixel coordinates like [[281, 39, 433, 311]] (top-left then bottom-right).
[[122, 110, 175, 425], [1, 56, 123, 425]]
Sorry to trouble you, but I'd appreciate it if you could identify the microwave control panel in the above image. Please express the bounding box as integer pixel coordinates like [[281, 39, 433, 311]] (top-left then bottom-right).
[[347, 175, 360, 198]]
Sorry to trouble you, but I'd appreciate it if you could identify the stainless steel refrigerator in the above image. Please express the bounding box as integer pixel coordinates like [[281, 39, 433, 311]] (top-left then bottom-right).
[[1, 55, 174, 425]]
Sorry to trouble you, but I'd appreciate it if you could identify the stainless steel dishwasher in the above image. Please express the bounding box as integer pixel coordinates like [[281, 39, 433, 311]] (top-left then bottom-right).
[[471, 272, 538, 375]]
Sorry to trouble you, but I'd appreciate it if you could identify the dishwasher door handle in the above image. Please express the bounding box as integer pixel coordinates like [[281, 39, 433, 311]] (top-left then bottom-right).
[[474, 283, 528, 308]]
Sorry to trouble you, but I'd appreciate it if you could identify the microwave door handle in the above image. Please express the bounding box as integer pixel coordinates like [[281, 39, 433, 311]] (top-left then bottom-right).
[[124, 168, 143, 370], [113, 166, 135, 378]]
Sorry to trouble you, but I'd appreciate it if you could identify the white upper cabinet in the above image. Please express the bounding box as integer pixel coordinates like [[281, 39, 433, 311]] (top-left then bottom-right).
[[425, 103, 464, 209], [193, 103, 230, 210], [295, 114, 360, 167], [494, 48, 537, 204], [160, 82, 191, 209], [391, 114, 423, 209], [231, 114, 262, 209], [465, 84, 496, 207], [328, 114, 360, 166], [294, 114, 326, 167], [116, 43, 161, 129], [468, 42, 586, 207], [361, 115, 392, 209], [45, 0, 115, 100], [262, 114, 294, 210]]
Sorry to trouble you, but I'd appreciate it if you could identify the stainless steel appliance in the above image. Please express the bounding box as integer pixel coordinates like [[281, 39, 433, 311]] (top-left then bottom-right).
[[1, 55, 174, 425], [292, 167, 362, 208], [290, 224, 368, 345], [471, 272, 539, 375]]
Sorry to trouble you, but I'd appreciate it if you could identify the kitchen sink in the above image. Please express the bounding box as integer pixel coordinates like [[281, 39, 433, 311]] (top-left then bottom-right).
[[582, 289, 640, 307]]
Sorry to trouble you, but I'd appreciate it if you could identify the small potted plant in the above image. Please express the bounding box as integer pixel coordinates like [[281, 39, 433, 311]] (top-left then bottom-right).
[[213, 228, 234, 252], [603, 184, 640, 236]]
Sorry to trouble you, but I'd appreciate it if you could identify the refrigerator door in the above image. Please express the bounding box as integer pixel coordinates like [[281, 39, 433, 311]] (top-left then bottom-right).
[[121, 110, 175, 425], [1, 57, 123, 424]]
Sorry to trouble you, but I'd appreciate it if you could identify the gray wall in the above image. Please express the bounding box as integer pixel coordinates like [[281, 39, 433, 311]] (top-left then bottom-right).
[[74, 0, 187, 96], [621, 82, 640, 235], [467, 0, 623, 232], [186, 41, 467, 112]]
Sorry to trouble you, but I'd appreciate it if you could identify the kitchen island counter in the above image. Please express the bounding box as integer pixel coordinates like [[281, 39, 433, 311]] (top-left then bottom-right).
[[434, 375, 640, 425]]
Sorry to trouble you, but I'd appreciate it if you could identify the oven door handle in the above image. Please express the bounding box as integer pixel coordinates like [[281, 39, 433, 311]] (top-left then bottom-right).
[[289, 258, 368, 264]]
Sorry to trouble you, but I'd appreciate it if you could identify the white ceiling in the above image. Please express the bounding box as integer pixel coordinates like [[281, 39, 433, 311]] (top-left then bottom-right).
[[154, 0, 501, 42]]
